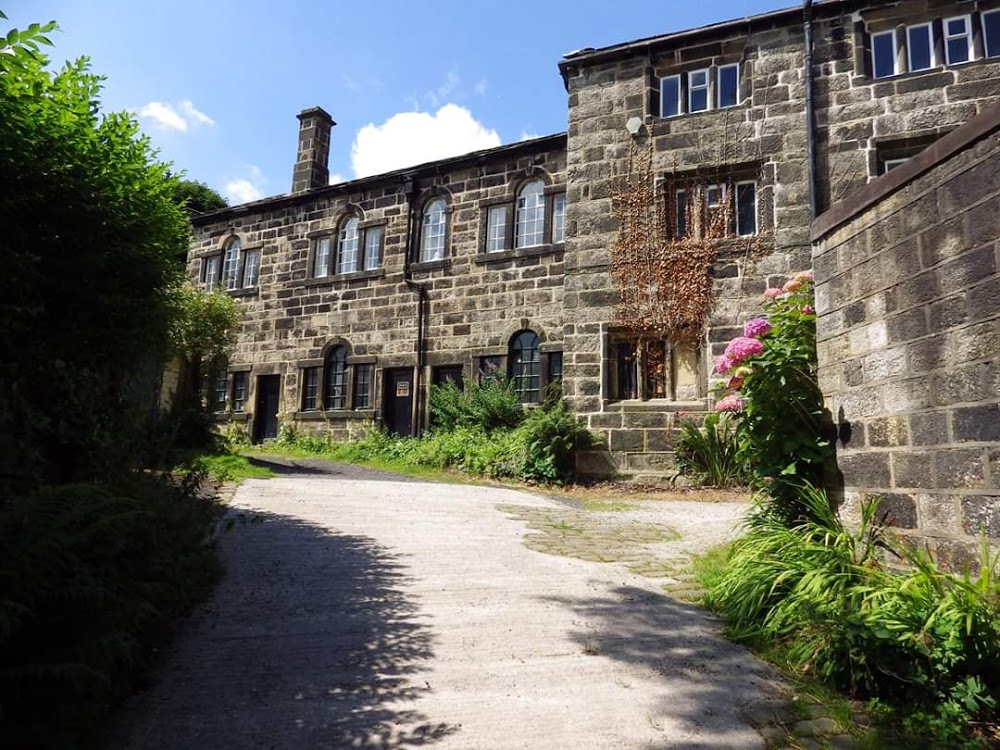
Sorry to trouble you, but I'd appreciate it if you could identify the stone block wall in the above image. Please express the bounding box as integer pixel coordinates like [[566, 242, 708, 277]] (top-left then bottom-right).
[[189, 137, 566, 439], [812, 103, 1000, 567]]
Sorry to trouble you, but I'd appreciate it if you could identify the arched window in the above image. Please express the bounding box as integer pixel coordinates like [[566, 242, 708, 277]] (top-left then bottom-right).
[[324, 346, 348, 410], [419, 198, 447, 262], [514, 180, 545, 249], [509, 330, 541, 404], [221, 237, 241, 290], [337, 216, 360, 274]]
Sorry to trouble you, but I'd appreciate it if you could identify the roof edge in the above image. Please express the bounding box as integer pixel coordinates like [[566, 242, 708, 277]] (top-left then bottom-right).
[[193, 132, 568, 225]]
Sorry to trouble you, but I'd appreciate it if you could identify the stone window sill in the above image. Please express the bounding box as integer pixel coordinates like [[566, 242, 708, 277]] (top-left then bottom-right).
[[227, 288, 258, 298], [475, 243, 563, 265], [295, 409, 376, 421], [303, 268, 385, 287], [410, 259, 448, 273], [211, 411, 251, 422]]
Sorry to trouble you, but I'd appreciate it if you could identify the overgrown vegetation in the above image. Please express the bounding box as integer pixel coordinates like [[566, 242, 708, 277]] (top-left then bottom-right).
[[705, 488, 999, 747], [675, 412, 749, 487], [0, 16, 236, 747], [269, 377, 594, 486]]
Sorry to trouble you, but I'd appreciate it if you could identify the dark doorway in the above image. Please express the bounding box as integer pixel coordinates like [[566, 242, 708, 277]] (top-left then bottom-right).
[[384, 368, 413, 436], [432, 365, 464, 389], [253, 375, 281, 443]]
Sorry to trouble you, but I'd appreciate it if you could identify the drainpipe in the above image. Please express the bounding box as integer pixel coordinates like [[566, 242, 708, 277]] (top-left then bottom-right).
[[804, 0, 819, 220], [402, 178, 428, 437]]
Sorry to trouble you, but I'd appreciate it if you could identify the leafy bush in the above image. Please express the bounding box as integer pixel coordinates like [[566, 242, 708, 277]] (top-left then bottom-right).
[[510, 401, 593, 484], [712, 273, 836, 520], [675, 412, 749, 487], [707, 485, 1000, 747], [0, 476, 223, 748], [429, 376, 524, 432]]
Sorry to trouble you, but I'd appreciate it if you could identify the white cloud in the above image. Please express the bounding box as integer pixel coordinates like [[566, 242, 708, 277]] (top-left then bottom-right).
[[329, 172, 346, 185], [350, 104, 501, 178], [474, 79, 488, 97], [224, 179, 263, 204], [424, 70, 460, 108], [179, 100, 215, 127], [223, 164, 267, 204], [519, 130, 541, 141], [341, 73, 362, 92], [138, 101, 188, 132], [138, 100, 215, 132]]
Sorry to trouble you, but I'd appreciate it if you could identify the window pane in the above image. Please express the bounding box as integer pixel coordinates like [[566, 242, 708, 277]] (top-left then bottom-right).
[[675, 190, 687, 239], [352, 364, 371, 409], [324, 348, 347, 410], [718, 64, 739, 108], [242, 249, 260, 288], [222, 239, 241, 290], [616, 342, 638, 400], [945, 16, 971, 64], [479, 356, 501, 382], [301, 367, 319, 411], [552, 194, 566, 244], [547, 351, 563, 383], [486, 205, 507, 252], [660, 75, 680, 117], [986, 10, 1000, 58], [364, 227, 382, 270], [883, 158, 908, 173], [515, 180, 546, 248], [420, 199, 447, 261], [210, 368, 228, 412], [204, 256, 219, 291], [337, 217, 360, 274], [873, 32, 896, 78], [907, 25, 933, 71], [689, 69, 709, 112], [736, 182, 757, 236], [313, 237, 331, 278], [509, 331, 540, 404], [231, 372, 248, 412]]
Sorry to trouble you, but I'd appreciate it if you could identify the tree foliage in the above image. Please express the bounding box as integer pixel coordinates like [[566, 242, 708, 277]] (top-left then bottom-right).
[[171, 179, 228, 215], [0, 15, 192, 491]]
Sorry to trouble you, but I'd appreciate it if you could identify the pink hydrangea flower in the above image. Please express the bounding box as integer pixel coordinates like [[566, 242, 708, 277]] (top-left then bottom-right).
[[714, 354, 735, 374], [783, 278, 803, 293], [801, 304, 815, 315], [743, 317, 772, 339], [724, 336, 764, 365], [715, 394, 744, 413], [763, 287, 783, 300]]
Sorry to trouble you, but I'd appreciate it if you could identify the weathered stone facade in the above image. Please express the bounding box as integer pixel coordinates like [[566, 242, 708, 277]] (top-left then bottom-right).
[[812, 102, 1000, 567], [188, 0, 1000, 553], [189, 129, 566, 440]]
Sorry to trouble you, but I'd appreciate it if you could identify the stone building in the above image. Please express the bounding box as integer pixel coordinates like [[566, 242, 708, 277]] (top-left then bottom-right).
[[188, 0, 1000, 558]]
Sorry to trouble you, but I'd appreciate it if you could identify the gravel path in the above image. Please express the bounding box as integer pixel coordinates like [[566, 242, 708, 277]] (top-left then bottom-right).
[[109, 461, 789, 750]]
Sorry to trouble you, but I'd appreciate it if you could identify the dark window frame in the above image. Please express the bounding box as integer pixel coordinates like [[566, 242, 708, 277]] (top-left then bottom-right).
[[231, 371, 248, 413], [324, 346, 348, 410], [509, 330, 541, 404]]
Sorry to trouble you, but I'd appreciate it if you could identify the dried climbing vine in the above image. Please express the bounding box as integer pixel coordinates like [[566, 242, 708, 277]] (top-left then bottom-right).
[[610, 141, 771, 348]]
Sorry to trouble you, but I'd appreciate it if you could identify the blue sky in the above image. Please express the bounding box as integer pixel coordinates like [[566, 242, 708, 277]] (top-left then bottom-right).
[[11, 0, 794, 204]]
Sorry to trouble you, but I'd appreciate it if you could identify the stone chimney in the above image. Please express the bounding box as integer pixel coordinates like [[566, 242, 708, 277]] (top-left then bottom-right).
[[292, 106, 335, 193]]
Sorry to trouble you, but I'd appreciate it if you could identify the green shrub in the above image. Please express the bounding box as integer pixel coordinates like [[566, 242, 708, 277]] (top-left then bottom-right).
[[0, 476, 223, 748], [429, 376, 523, 432], [675, 413, 749, 487], [707, 485, 1000, 747], [510, 401, 592, 484]]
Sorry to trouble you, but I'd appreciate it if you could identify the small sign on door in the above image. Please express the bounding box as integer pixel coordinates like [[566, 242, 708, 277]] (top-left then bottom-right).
[[396, 381, 410, 397]]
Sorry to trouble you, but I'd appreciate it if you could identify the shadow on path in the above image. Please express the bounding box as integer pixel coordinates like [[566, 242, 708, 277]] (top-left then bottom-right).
[[245, 453, 423, 483], [543, 584, 784, 750], [108, 510, 457, 749]]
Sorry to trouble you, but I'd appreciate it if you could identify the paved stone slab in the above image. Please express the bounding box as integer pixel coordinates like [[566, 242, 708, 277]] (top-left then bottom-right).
[[109, 474, 783, 749]]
